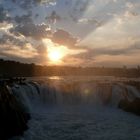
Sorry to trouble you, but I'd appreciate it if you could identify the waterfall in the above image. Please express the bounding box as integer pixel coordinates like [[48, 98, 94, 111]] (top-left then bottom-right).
[[11, 82, 42, 113], [111, 85, 123, 106], [126, 85, 140, 99], [5, 79, 140, 140], [10, 81, 140, 112]]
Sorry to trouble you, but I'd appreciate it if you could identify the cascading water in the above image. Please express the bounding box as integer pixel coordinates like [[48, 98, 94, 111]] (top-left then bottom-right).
[[10, 77, 140, 140], [11, 81, 140, 108]]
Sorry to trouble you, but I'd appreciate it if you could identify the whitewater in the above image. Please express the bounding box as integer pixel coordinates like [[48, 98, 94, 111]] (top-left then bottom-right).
[[10, 76, 140, 140]]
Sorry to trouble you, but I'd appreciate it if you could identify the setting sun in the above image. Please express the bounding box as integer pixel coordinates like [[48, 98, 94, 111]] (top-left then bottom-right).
[[48, 50, 63, 62], [47, 45, 67, 63], [43, 39, 86, 65]]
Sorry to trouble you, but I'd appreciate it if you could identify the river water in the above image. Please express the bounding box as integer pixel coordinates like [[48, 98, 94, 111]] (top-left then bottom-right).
[[11, 76, 140, 140]]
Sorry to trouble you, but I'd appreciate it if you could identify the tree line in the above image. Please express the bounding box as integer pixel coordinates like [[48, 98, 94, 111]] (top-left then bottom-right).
[[0, 59, 140, 77]]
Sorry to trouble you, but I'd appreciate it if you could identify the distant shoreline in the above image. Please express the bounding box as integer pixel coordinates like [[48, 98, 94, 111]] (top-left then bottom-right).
[[0, 59, 140, 78]]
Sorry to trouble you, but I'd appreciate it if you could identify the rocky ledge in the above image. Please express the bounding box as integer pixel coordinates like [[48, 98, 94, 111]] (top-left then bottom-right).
[[0, 83, 30, 140]]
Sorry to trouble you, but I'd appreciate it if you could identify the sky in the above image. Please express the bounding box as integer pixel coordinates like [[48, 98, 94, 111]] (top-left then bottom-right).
[[0, 0, 140, 67]]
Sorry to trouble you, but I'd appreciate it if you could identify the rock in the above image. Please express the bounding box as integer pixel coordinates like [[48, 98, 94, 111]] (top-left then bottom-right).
[[0, 85, 30, 140], [118, 97, 140, 116]]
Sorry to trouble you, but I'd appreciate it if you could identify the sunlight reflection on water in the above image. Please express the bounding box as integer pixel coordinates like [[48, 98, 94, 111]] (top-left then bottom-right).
[[48, 76, 63, 80]]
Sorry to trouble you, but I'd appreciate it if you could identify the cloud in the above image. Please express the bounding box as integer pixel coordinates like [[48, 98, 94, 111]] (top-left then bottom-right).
[[61, 49, 96, 66], [80, 9, 140, 48], [51, 29, 78, 48], [0, 5, 11, 23], [10, 0, 57, 9], [78, 18, 103, 27], [0, 34, 28, 47], [72, 0, 90, 13], [65, 40, 140, 66], [0, 29, 48, 63], [10, 23, 51, 40], [14, 14, 33, 25], [124, 11, 139, 18], [0, 43, 38, 59], [65, 0, 91, 23], [0, 37, 48, 64], [0, 0, 140, 66], [45, 10, 61, 24], [92, 44, 140, 56], [71, 45, 140, 60], [33, 0, 56, 5]]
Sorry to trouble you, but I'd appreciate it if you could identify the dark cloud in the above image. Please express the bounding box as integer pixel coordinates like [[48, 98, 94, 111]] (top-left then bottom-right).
[[52, 0, 91, 23], [45, 11, 61, 23], [14, 14, 33, 25], [34, 0, 56, 4], [35, 13, 39, 18], [64, 0, 70, 6], [11, 0, 56, 9], [0, 5, 11, 23], [73, 0, 90, 13], [69, 14, 78, 22], [68, 0, 90, 22], [78, 1, 90, 12], [10, 23, 51, 40], [10, 22, 78, 48], [10, 0, 32, 9], [0, 34, 28, 47], [56, 0, 90, 23], [51, 29, 78, 48]]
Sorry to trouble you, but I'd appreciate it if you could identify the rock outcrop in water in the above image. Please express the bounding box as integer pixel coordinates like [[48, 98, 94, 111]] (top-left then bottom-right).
[[0, 84, 30, 140], [118, 98, 140, 116]]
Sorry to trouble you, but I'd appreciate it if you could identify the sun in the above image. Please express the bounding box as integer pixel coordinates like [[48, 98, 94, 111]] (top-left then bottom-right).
[[43, 39, 84, 64], [47, 46, 66, 63], [48, 50, 63, 62]]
